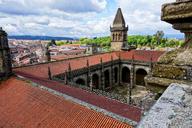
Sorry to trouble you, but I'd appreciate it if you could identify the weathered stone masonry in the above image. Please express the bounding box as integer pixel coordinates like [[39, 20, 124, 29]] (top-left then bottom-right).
[[0, 27, 12, 80]]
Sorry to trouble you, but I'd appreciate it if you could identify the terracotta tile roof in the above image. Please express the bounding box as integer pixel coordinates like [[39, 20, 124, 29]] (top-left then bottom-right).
[[14, 50, 164, 79], [51, 54, 85, 61], [15, 72, 142, 122], [0, 77, 132, 128], [14, 52, 120, 78], [120, 50, 165, 62]]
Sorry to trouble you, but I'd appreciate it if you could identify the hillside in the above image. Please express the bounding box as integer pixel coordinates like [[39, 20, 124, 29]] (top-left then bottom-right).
[[8, 35, 75, 41]]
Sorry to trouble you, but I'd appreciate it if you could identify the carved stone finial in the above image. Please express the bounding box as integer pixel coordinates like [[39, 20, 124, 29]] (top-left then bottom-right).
[[111, 55, 113, 61], [87, 59, 89, 67], [161, 0, 192, 48], [100, 57, 103, 64], [68, 62, 71, 72], [48, 66, 52, 80]]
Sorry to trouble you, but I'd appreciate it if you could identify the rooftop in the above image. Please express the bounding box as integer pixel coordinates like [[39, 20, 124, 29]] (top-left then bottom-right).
[[15, 71, 141, 123], [0, 77, 132, 128], [9, 50, 165, 127], [14, 50, 165, 79]]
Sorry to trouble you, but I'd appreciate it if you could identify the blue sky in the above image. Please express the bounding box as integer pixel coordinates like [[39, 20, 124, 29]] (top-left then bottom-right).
[[0, 0, 183, 37]]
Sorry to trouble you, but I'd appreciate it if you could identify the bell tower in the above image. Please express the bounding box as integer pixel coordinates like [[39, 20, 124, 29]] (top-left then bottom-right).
[[110, 8, 128, 51], [0, 27, 12, 80]]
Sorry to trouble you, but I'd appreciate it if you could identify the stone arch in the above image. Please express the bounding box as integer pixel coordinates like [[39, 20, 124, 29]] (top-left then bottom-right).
[[92, 73, 99, 89], [104, 70, 110, 88], [76, 78, 86, 86], [136, 69, 148, 86], [114, 67, 118, 84], [122, 66, 130, 83]]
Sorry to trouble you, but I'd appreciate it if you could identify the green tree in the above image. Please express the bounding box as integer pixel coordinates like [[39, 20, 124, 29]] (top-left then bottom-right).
[[154, 31, 164, 45]]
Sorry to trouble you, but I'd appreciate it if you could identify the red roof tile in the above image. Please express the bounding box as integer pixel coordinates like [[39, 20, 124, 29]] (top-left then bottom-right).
[[14, 52, 120, 78], [51, 54, 85, 61], [120, 50, 165, 62], [14, 50, 164, 79], [0, 77, 132, 128], [15, 72, 142, 122]]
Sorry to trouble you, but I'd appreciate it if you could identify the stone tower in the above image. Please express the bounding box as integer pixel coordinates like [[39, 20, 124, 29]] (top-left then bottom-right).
[[0, 27, 12, 80], [110, 8, 128, 51]]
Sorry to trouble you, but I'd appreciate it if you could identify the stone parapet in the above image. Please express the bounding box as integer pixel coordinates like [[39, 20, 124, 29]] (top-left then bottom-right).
[[137, 83, 192, 128]]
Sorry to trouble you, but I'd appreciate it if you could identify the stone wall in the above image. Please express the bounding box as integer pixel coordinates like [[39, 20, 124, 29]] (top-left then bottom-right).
[[111, 42, 124, 51]]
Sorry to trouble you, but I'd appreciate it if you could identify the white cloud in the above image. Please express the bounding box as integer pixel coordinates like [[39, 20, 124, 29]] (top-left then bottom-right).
[[0, 0, 183, 37], [116, 0, 179, 35], [0, 0, 107, 15]]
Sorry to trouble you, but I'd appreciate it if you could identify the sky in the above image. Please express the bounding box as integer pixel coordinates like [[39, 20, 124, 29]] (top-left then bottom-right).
[[0, 0, 183, 37]]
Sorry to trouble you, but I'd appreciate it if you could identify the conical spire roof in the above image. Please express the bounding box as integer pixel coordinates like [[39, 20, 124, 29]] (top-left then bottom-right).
[[113, 8, 126, 28]]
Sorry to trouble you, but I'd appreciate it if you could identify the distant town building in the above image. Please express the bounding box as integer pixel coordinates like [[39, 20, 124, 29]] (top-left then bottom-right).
[[49, 44, 86, 61], [110, 8, 128, 51], [86, 44, 102, 55]]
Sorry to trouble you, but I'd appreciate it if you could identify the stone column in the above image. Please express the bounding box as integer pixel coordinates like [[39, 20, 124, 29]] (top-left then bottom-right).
[[128, 55, 134, 104], [48, 66, 52, 80], [86, 59, 91, 87], [149, 53, 153, 76], [68, 62, 72, 83], [64, 70, 68, 84], [118, 52, 121, 85], [111, 55, 114, 87], [130, 55, 135, 89], [100, 57, 105, 90], [89, 74, 93, 91]]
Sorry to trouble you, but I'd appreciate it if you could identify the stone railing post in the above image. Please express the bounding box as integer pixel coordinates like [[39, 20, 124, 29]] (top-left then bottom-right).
[[68, 62, 72, 83], [48, 66, 52, 80], [86, 59, 91, 87], [111, 55, 114, 87], [100, 57, 105, 90], [118, 52, 121, 85]]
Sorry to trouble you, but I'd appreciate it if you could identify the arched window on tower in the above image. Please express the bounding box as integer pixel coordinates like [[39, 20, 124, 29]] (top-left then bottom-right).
[[112, 34, 115, 41], [115, 34, 118, 41], [118, 33, 121, 41]]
